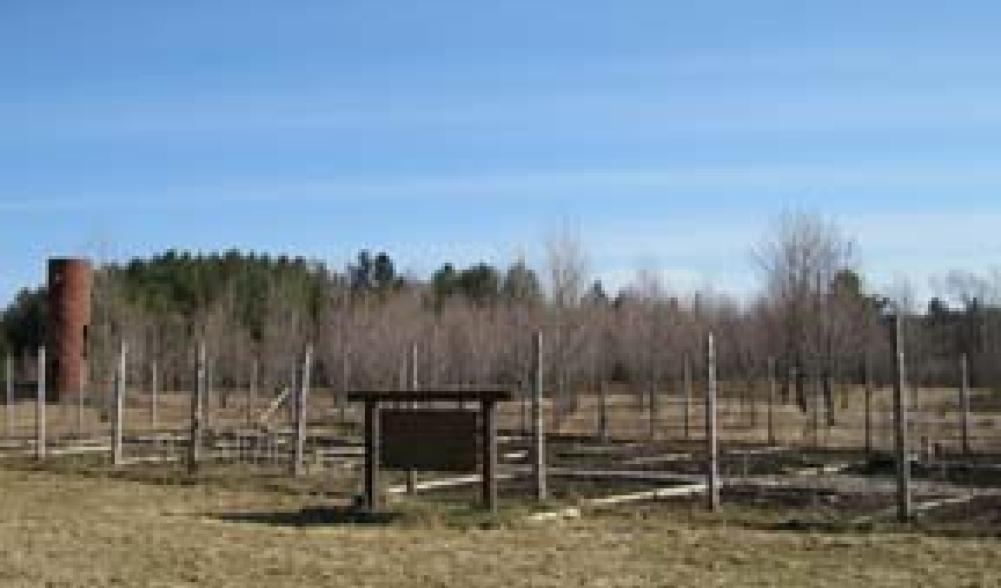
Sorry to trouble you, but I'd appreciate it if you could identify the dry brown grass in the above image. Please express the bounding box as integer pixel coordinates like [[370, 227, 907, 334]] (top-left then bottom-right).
[[0, 467, 999, 587]]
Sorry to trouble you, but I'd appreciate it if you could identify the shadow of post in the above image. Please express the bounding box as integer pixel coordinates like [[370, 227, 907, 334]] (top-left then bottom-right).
[[214, 506, 401, 527]]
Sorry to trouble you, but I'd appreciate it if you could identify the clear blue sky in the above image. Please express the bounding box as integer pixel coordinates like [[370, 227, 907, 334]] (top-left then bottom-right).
[[4, 1, 1001, 305]]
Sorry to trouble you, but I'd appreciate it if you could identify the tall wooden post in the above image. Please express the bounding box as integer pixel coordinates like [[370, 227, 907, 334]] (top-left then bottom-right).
[[767, 357, 776, 446], [788, 364, 797, 406], [598, 380, 609, 442], [647, 359, 657, 440], [864, 354, 873, 454], [520, 379, 528, 437], [4, 354, 12, 438], [188, 342, 206, 474], [406, 342, 418, 495], [532, 330, 547, 502], [960, 353, 971, 456], [892, 315, 912, 522], [151, 360, 159, 432], [683, 354, 692, 440], [204, 357, 213, 431], [340, 350, 349, 423], [247, 359, 258, 428], [482, 399, 498, 513], [112, 342, 126, 467], [705, 333, 719, 512], [36, 347, 46, 461], [812, 369, 822, 449], [363, 400, 380, 511], [292, 345, 312, 477]]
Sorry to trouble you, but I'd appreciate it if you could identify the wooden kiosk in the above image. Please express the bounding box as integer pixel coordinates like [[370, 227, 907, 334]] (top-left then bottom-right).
[[347, 388, 513, 513]]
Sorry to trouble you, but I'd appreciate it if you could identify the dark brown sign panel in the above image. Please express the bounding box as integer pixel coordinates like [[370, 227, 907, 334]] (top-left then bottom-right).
[[380, 409, 478, 472]]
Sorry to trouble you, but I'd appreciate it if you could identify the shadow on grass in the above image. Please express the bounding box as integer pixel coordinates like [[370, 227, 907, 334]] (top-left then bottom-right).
[[215, 506, 401, 528]]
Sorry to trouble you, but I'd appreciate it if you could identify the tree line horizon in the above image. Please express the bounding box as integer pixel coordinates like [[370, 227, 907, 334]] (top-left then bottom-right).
[[2, 211, 999, 424]]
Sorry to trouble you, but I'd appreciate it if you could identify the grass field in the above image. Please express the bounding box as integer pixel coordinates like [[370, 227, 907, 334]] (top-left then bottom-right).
[[2, 383, 1000, 586], [1, 467, 999, 587]]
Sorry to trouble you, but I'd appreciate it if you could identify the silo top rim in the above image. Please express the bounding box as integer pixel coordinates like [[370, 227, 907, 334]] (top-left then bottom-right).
[[48, 257, 92, 266]]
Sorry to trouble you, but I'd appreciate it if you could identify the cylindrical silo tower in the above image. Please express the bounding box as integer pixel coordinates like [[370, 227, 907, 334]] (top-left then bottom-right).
[[47, 258, 92, 402]]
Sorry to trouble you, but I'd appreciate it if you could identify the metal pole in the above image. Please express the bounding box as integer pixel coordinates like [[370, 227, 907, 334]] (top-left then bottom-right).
[[706, 333, 719, 512], [36, 347, 46, 460], [532, 329, 547, 502], [892, 315, 912, 522], [112, 342, 126, 466], [960, 353, 971, 456]]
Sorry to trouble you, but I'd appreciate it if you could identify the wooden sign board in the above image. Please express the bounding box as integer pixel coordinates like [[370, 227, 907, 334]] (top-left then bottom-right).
[[380, 409, 478, 472]]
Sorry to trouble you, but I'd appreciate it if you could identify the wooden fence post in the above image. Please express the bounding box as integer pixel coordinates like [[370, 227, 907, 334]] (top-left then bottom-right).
[[788, 364, 797, 406], [533, 329, 547, 502], [960, 353, 971, 456], [812, 368, 822, 449], [151, 360, 158, 433], [248, 359, 258, 428], [598, 380, 609, 442], [406, 342, 418, 495], [520, 378, 528, 437], [683, 354, 692, 440], [188, 342, 205, 474], [706, 333, 719, 512], [340, 350, 349, 423], [112, 342, 126, 466], [482, 398, 498, 513], [767, 357, 776, 446], [648, 366, 657, 441], [892, 314, 912, 522], [864, 353, 873, 454], [292, 345, 312, 477], [363, 399, 380, 511], [4, 354, 11, 438], [204, 357, 213, 431], [36, 347, 46, 461]]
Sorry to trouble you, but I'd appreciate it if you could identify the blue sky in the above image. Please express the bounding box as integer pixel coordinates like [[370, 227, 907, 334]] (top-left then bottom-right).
[[3, 1, 1001, 305]]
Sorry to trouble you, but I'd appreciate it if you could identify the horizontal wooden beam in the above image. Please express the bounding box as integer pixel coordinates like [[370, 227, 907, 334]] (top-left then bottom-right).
[[347, 388, 513, 403]]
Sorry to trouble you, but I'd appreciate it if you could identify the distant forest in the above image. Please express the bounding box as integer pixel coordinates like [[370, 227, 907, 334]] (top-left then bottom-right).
[[3, 213, 1001, 423], [1, 248, 547, 354]]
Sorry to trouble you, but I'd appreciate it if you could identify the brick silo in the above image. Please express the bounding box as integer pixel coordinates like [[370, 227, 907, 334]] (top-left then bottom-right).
[[47, 258, 92, 402]]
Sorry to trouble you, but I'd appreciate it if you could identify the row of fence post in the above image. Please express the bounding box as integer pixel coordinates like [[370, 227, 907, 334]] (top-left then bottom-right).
[[0, 319, 967, 523]]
